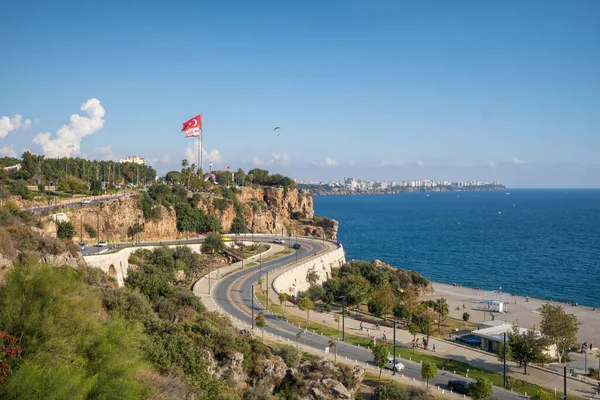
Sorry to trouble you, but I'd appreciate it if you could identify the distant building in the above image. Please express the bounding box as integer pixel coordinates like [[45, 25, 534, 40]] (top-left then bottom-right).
[[3, 163, 21, 172], [470, 320, 557, 357], [119, 156, 146, 165]]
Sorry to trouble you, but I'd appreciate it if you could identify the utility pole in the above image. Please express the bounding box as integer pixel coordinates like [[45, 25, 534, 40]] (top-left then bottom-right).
[[340, 296, 346, 341], [137, 215, 141, 244], [266, 271, 269, 310], [393, 320, 397, 375], [96, 212, 100, 254], [563, 366, 567, 399], [80, 215, 83, 244], [252, 285, 255, 329], [503, 332, 507, 387], [208, 258, 212, 294]]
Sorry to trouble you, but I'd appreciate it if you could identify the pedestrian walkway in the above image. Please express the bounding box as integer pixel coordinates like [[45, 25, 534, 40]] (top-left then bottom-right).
[[265, 263, 600, 399]]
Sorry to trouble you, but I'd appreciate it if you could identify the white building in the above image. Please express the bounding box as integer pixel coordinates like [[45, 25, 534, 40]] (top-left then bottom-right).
[[3, 163, 21, 172], [470, 320, 557, 357], [119, 156, 146, 165]]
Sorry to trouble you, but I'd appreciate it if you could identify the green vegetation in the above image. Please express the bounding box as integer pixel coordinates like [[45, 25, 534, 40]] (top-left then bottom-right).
[[1, 152, 157, 189], [421, 360, 437, 389], [468, 377, 493, 400], [83, 223, 97, 238], [56, 220, 75, 240], [508, 326, 550, 374], [371, 343, 388, 379], [255, 311, 266, 340], [297, 297, 314, 322], [246, 168, 295, 187], [372, 380, 429, 400], [538, 303, 579, 364], [201, 232, 226, 254]]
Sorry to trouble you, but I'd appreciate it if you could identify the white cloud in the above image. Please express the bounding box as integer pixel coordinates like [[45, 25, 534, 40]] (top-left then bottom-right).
[[380, 160, 402, 167], [93, 145, 114, 161], [149, 154, 172, 164], [487, 161, 496, 167], [318, 156, 339, 167], [0, 114, 32, 139], [184, 143, 223, 167], [251, 156, 265, 166], [512, 157, 526, 165], [271, 152, 290, 165], [33, 98, 105, 158], [0, 144, 17, 157], [416, 160, 424, 167]]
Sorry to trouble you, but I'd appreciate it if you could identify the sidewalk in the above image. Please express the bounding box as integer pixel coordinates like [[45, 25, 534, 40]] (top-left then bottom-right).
[[265, 263, 600, 399]]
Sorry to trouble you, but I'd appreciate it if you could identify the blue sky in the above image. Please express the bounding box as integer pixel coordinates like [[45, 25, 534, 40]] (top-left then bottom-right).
[[1, 0, 598, 187]]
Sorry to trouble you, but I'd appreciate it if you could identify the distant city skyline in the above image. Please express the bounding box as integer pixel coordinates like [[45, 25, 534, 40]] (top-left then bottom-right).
[[1, 1, 599, 188]]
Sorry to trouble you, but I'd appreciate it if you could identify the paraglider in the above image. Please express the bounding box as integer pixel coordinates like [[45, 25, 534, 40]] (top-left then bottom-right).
[[274, 126, 281, 136], [203, 173, 216, 182]]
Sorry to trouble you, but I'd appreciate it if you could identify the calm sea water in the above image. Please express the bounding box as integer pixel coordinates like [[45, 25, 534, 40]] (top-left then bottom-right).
[[314, 189, 600, 307]]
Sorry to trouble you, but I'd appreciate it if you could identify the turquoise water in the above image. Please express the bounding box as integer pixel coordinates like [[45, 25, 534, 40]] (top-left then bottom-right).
[[314, 189, 600, 307]]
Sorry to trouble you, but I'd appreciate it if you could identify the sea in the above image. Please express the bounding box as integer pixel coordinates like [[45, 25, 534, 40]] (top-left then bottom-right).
[[314, 189, 600, 308]]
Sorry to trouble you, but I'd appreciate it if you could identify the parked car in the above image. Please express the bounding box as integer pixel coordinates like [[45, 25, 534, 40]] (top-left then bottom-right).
[[273, 238, 285, 244], [79, 242, 86, 250], [81, 199, 92, 205], [292, 243, 301, 249], [447, 380, 469, 394], [384, 357, 405, 372], [96, 241, 108, 247]]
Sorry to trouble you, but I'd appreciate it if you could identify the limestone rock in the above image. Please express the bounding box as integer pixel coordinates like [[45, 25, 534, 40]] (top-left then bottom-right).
[[321, 378, 351, 399]]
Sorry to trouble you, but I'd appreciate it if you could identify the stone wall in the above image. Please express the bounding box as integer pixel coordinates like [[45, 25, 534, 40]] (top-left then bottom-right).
[[272, 245, 346, 297]]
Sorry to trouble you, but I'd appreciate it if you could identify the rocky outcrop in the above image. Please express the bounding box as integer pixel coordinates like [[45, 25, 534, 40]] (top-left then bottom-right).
[[295, 358, 365, 400], [37, 186, 337, 243]]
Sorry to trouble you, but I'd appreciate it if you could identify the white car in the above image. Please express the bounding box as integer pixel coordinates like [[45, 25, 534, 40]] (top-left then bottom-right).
[[81, 199, 92, 204], [385, 357, 405, 372], [96, 241, 108, 247], [273, 238, 285, 244]]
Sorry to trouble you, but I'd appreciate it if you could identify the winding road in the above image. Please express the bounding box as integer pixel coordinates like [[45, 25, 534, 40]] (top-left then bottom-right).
[[209, 237, 526, 399]]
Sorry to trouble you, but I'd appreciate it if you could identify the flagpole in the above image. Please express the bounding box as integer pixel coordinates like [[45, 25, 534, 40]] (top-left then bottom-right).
[[200, 113, 203, 175]]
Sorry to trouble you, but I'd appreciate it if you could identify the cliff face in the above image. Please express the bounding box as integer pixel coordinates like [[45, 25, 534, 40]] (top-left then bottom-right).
[[39, 186, 337, 242]]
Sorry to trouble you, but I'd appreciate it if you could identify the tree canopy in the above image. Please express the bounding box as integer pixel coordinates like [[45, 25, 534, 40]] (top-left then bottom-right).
[[538, 304, 578, 363]]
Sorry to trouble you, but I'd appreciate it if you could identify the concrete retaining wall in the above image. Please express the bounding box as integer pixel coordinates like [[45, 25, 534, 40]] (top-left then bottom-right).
[[272, 245, 346, 297], [84, 244, 203, 287]]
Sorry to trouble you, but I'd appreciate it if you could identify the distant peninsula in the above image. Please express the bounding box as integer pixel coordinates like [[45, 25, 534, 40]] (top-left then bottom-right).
[[298, 177, 507, 196]]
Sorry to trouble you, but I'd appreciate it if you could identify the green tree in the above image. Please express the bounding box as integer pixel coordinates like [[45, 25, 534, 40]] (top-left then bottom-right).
[[530, 389, 554, 400], [334, 315, 340, 334], [509, 327, 548, 374], [278, 292, 287, 313], [468, 377, 493, 400], [539, 304, 579, 364], [297, 297, 314, 322], [201, 232, 225, 254], [296, 330, 303, 349], [433, 298, 449, 330], [372, 343, 388, 379], [257, 278, 264, 293], [370, 282, 395, 318], [462, 311, 470, 327], [496, 340, 512, 362], [56, 220, 75, 240], [328, 339, 337, 363], [420, 360, 437, 389], [413, 304, 436, 350], [255, 311, 266, 340], [90, 178, 102, 195]]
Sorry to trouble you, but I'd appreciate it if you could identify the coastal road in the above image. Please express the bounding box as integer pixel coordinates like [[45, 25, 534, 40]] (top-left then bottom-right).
[[28, 191, 136, 214], [211, 239, 527, 399]]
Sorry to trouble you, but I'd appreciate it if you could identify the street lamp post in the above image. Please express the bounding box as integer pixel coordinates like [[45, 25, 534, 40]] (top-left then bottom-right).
[[393, 320, 397, 375], [208, 258, 212, 294], [584, 350, 587, 377], [252, 285, 255, 329], [266, 271, 269, 311], [503, 332, 507, 387], [339, 296, 346, 341]]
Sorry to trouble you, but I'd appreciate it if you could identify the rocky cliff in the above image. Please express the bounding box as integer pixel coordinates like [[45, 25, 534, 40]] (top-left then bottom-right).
[[37, 186, 338, 243]]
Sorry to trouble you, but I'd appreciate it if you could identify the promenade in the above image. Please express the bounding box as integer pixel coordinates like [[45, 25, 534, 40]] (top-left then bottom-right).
[[264, 259, 600, 399]]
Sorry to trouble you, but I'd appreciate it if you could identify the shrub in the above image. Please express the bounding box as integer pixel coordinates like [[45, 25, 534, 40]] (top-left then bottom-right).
[[56, 221, 75, 240], [373, 381, 429, 400], [84, 223, 97, 238], [275, 345, 301, 368]]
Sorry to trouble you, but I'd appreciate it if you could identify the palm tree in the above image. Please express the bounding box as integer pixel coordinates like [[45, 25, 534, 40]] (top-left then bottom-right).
[[296, 330, 303, 349], [334, 315, 340, 334], [279, 292, 287, 314], [328, 340, 337, 363], [434, 298, 449, 330]]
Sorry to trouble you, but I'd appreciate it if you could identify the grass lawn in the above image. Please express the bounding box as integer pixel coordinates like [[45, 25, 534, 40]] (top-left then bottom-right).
[[243, 245, 269, 257]]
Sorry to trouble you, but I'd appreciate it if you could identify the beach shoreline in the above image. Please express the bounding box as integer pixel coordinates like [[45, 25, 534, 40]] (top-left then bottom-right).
[[422, 281, 599, 345]]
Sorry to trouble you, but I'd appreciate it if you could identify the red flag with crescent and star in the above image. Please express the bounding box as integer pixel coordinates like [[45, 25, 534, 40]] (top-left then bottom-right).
[[182, 115, 202, 138]]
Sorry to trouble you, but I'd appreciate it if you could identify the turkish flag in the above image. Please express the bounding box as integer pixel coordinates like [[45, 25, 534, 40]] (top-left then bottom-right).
[[182, 115, 202, 135]]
